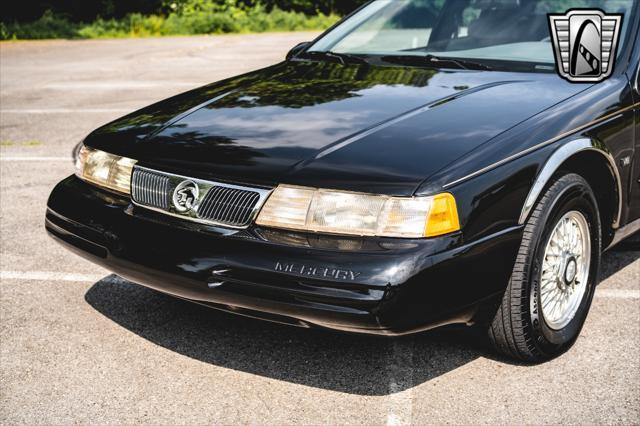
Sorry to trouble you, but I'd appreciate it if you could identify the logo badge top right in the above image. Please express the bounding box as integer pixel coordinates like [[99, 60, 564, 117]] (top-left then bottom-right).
[[549, 9, 623, 83]]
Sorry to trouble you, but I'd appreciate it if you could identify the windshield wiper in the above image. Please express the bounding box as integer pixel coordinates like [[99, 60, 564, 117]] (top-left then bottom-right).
[[303, 50, 369, 65], [382, 54, 493, 71], [425, 54, 493, 71]]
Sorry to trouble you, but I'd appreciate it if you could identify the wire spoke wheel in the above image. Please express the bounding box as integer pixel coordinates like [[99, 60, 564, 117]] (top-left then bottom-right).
[[540, 210, 591, 330]]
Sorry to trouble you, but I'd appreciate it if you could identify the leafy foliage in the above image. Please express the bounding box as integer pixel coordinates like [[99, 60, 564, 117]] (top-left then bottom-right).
[[3, 0, 624, 40], [1, 1, 342, 39], [1, 0, 367, 25]]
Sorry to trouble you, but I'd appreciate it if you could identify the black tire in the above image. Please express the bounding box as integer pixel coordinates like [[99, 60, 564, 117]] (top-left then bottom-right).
[[488, 173, 601, 363]]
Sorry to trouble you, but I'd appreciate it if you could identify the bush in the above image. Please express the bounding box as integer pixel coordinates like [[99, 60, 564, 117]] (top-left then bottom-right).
[[0, 1, 341, 40], [78, 14, 168, 38], [1, 11, 80, 39]]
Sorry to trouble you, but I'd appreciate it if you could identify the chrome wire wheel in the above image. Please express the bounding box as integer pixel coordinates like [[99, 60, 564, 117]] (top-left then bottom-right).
[[540, 210, 591, 330]]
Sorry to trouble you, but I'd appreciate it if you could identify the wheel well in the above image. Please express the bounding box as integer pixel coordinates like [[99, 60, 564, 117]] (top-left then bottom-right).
[[557, 150, 618, 247]]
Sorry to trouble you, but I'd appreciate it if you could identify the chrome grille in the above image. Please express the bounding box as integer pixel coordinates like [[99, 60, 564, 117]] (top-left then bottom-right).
[[198, 186, 261, 227], [131, 168, 170, 210], [130, 166, 272, 229]]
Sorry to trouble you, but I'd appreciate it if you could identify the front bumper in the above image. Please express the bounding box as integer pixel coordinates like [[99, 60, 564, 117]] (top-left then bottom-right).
[[46, 176, 522, 335]]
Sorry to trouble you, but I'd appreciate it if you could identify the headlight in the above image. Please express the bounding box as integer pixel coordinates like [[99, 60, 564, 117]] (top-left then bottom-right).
[[74, 145, 137, 194], [256, 185, 460, 238]]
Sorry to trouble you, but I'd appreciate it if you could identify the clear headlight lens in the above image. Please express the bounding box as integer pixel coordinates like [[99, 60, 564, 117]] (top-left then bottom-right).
[[75, 145, 137, 194], [256, 185, 460, 238]]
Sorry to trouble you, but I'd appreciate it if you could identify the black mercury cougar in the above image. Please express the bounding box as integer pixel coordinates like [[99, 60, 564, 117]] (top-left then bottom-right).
[[46, 0, 640, 362]]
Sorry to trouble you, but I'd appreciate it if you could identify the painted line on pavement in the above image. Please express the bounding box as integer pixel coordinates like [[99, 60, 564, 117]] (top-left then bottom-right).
[[596, 289, 640, 299], [386, 339, 414, 426], [0, 156, 70, 161], [0, 271, 106, 283], [1, 108, 132, 114], [43, 81, 204, 90], [1, 271, 639, 300]]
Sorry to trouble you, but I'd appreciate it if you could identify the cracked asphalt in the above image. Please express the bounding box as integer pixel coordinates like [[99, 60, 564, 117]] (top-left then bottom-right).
[[1, 34, 639, 425]]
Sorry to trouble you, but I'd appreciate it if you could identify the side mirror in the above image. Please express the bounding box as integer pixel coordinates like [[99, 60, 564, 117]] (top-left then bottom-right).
[[286, 42, 311, 60]]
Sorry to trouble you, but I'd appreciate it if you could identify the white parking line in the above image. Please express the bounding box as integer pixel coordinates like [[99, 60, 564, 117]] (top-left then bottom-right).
[[386, 339, 414, 426], [43, 81, 204, 90], [1, 271, 639, 300], [596, 289, 640, 299], [0, 157, 70, 161], [1, 108, 132, 114], [0, 271, 106, 283]]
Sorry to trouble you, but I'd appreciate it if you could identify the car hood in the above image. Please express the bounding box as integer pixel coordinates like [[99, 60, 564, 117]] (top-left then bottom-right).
[[86, 60, 585, 195]]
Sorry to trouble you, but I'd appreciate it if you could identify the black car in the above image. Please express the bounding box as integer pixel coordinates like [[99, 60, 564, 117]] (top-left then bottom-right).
[[46, 0, 640, 363]]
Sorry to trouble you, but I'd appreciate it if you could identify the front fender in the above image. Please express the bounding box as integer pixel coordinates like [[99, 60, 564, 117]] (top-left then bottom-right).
[[419, 133, 624, 248]]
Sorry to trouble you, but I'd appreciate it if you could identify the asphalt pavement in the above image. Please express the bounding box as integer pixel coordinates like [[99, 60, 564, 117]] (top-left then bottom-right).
[[1, 34, 638, 425]]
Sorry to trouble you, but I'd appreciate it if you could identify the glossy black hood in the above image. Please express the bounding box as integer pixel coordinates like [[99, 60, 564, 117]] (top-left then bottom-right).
[[86, 60, 586, 195]]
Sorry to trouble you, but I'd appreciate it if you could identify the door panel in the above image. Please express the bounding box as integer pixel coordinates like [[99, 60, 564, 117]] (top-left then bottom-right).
[[630, 64, 640, 221]]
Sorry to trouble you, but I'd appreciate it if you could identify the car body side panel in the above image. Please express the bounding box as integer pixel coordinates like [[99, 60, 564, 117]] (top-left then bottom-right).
[[448, 149, 550, 243], [629, 57, 640, 221], [420, 77, 634, 192], [418, 75, 637, 246], [632, 109, 640, 222]]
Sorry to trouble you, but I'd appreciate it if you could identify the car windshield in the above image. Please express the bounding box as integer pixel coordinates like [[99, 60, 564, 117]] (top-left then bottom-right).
[[307, 0, 637, 71]]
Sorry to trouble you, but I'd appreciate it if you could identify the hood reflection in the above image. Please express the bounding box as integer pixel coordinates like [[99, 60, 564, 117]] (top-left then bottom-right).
[[86, 60, 582, 194]]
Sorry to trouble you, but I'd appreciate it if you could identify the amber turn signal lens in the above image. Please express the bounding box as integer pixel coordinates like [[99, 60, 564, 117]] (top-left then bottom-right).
[[424, 193, 460, 237]]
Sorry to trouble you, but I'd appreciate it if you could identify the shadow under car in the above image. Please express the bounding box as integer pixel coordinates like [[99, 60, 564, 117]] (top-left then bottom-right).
[[84, 233, 638, 395]]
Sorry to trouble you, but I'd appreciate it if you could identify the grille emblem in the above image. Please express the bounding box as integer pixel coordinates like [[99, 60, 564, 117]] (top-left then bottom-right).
[[132, 166, 272, 229], [549, 9, 623, 83], [173, 180, 199, 212]]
